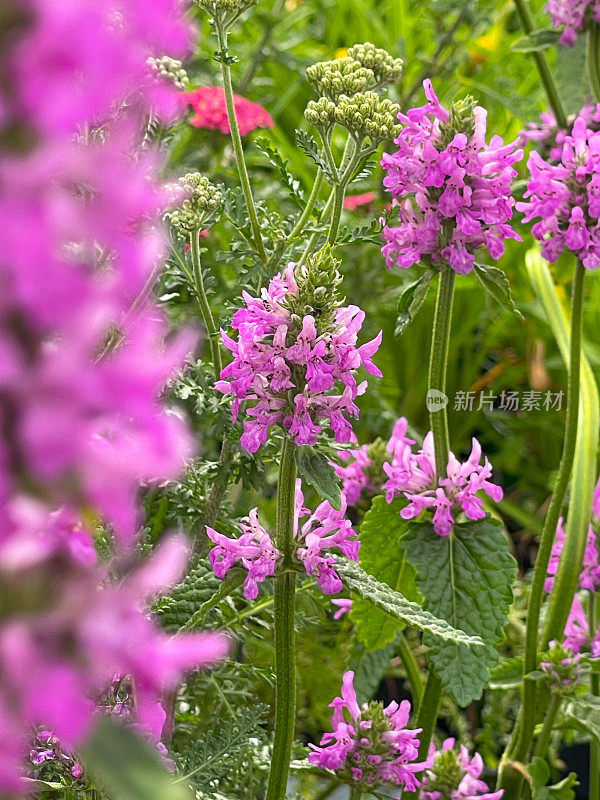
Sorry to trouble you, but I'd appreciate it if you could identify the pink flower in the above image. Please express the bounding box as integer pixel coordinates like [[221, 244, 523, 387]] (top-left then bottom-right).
[[382, 80, 522, 274], [333, 446, 374, 506], [343, 192, 377, 210], [331, 598, 353, 619], [420, 738, 503, 800], [181, 86, 274, 135], [308, 671, 429, 792], [546, 0, 600, 45], [546, 518, 600, 593], [216, 264, 382, 453], [519, 103, 600, 164], [383, 420, 503, 536], [206, 509, 281, 600]]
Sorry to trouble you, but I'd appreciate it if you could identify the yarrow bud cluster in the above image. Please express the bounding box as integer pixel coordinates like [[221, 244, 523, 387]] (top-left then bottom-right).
[[420, 739, 503, 800], [147, 56, 189, 89], [381, 79, 523, 274], [215, 251, 382, 453], [169, 173, 223, 232], [306, 57, 376, 102], [335, 92, 400, 145], [546, 0, 600, 45], [304, 97, 337, 133], [383, 419, 503, 536], [206, 480, 359, 597], [517, 115, 600, 269], [195, 0, 257, 22], [347, 42, 403, 88], [540, 641, 582, 694], [308, 671, 428, 793]]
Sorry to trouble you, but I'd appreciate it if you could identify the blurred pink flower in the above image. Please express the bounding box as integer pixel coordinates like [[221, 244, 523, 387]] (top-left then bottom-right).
[[181, 86, 274, 135]]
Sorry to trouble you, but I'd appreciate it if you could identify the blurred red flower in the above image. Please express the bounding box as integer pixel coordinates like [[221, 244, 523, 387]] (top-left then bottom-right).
[[181, 86, 274, 135]]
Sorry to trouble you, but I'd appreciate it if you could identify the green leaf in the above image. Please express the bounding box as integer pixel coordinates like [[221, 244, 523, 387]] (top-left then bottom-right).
[[334, 555, 485, 648], [395, 269, 434, 335], [489, 655, 524, 690], [555, 35, 591, 117], [403, 517, 517, 706], [254, 137, 304, 208], [346, 636, 397, 704], [80, 718, 192, 800], [474, 263, 522, 319], [296, 446, 341, 509], [529, 757, 578, 800], [511, 28, 561, 52], [564, 695, 600, 743], [351, 496, 420, 649], [295, 129, 336, 183]]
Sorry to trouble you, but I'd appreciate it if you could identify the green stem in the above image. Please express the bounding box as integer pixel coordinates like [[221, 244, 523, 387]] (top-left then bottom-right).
[[327, 143, 362, 245], [590, 593, 600, 800], [397, 632, 424, 708], [498, 260, 586, 799], [215, 24, 268, 265], [588, 23, 600, 102], [288, 169, 325, 241], [533, 694, 561, 759], [266, 436, 298, 800], [238, 0, 286, 94], [190, 230, 222, 380], [405, 266, 456, 799], [512, 0, 567, 127], [349, 787, 363, 800]]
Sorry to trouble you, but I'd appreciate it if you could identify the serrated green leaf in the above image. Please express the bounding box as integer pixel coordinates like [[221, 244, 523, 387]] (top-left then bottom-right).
[[529, 757, 578, 800], [296, 446, 341, 509], [254, 137, 304, 208], [564, 695, 600, 743], [80, 718, 192, 800], [489, 655, 525, 690], [334, 555, 484, 648], [474, 263, 522, 318], [295, 129, 336, 182], [395, 269, 434, 335], [351, 496, 420, 649], [511, 28, 561, 52], [403, 517, 517, 705]]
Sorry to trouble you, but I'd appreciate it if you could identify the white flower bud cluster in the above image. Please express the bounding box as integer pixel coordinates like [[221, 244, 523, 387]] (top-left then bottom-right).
[[147, 56, 189, 89]]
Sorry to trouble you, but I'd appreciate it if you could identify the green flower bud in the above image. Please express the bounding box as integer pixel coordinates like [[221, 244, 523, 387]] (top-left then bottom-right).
[[540, 641, 582, 696], [424, 748, 467, 799], [334, 92, 400, 144], [304, 97, 337, 132], [169, 173, 223, 233], [147, 56, 189, 89], [285, 246, 344, 328], [439, 95, 478, 147], [306, 57, 375, 102], [195, 0, 257, 19], [347, 42, 403, 87]]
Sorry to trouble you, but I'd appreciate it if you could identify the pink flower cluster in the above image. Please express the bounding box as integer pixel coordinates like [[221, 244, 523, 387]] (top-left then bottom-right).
[[517, 116, 600, 269], [0, 510, 227, 795], [216, 265, 382, 453], [181, 86, 274, 135], [381, 79, 522, 274], [546, 0, 600, 45], [308, 671, 428, 793], [207, 480, 359, 598], [333, 446, 374, 506], [519, 103, 600, 163], [383, 419, 503, 536], [420, 739, 503, 800]]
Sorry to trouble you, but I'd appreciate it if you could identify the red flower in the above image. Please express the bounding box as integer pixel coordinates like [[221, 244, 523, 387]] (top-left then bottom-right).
[[181, 87, 274, 135], [343, 191, 376, 210]]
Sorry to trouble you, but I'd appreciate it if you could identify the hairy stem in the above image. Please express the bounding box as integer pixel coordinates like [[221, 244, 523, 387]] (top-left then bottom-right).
[[349, 787, 363, 800], [512, 0, 567, 127], [288, 169, 325, 242], [266, 436, 298, 800], [498, 260, 585, 798], [216, 24, 268, 265], [533, 694, 561, 759], [190, 230, 222, 380], [327, 144, 362, 245]]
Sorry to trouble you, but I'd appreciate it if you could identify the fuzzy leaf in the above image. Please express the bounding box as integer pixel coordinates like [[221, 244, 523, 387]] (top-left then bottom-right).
[[529, 757, 578, 800], [351, 496, 420, 649], [334, 556, 484, 648], [81, 718, 192, 800], [511, 28, 561, 52], [395, 269, 435, 335], [489, 655, 524, 689], [403, 517, 516, 705], [296, 446, 341, 509], [474, 263, 522, 318]]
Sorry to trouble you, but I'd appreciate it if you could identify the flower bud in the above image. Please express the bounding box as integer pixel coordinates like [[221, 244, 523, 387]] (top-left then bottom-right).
[[286, 245, 344, 325], [540, 641, 582, 695], [306, 57, 375, 102], [147, 56, 189, 89], [347, 42, 403, 87], [195, 0, 257, 16], [169, 173, 223, 232], [334, 92, 400, 144], [304, 97, 336, 132]]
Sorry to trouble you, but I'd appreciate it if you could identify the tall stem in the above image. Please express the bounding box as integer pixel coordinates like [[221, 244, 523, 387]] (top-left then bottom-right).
[[588, 23, 600, 101], [533, 694, 561, 759], [348, 787, 363, 800], [398, 632, 424, 708], [288, 169, 325, 242], [406, 265, 455, 797], [190, 230, 222, 380], [266, 437, 298, 800], [512, 0, 567, 127], [590, 593, 600, 800], [498, 260, 586, 799], [327, 143, 361, 245], [216, 24, 268, 266]]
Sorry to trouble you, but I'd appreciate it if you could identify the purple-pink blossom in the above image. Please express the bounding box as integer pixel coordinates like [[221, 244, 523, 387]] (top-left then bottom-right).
[[383, 419, 503, 536], [517, 115, 600, 269], [519, 102, 600, 163], [546, 0, 600, 45], [308, 670, 429, 794], [207, 509, 281, 600], [331, 598, 353, 619], [0, 508, 228, 795], [215, 264, 382, 452], [546, 518, 600, 593], [333, 446, 374, 505], [420, 738, 503, 800], [381, 79, 522, 275]]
